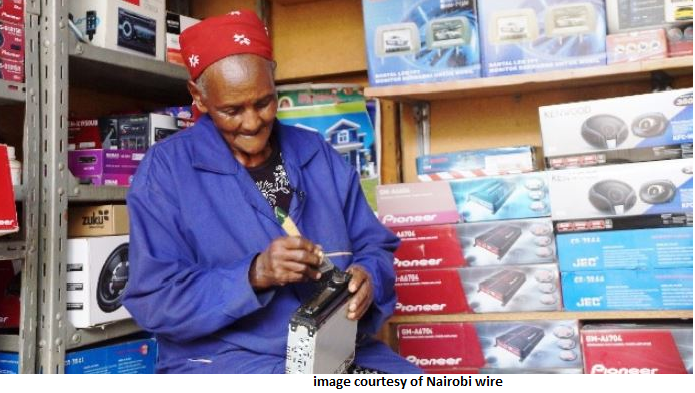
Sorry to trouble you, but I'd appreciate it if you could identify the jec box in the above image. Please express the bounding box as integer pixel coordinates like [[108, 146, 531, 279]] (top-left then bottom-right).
[[69, 0, 166, 60], [393, 218, 556, 270], [540, 89, 693, 169], [361, 0, 481, 87], [478, 0, 606, 77], [65, 337, 157, 374], [416, 146, 537, 182], [549, 158, 693, 221]]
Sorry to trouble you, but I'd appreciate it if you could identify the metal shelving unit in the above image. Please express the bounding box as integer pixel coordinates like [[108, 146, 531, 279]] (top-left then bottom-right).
[[0, 81, 26, 104]]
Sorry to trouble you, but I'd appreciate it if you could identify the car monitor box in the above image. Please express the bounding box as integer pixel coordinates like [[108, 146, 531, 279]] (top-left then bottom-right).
[[416, 146, 537, 182], [66, 235, 131, 328], [477, 0, 606, 77], [69, 0, 166, 60], [0, 260, 20, 329], [0, 56, 23, 82], [361, 0, 481, 87], [0, 352, 18, 374], [0, 145, 18, 237], [0, 19, 24, 62], [562, 267, 693, 311], [474, 320, 583, 371], [606, 29, 667, 64], [397, 323, 485, 373], [148, 113, 182, 146], [549, 158, 693, 221], [165, 12, 199, 66], [393, 218, 556, 270], [557, 226, 693, 272], [581, 324, 693, 374], [666, 23, 693, 57], [65, 336, 157, 374], [0, 0, 23, 25], [68, 204, 129, 238], [540, 89, 693, 169]]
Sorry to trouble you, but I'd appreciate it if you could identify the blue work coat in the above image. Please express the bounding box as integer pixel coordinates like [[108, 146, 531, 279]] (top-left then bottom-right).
[[123, 115, 421, 374]]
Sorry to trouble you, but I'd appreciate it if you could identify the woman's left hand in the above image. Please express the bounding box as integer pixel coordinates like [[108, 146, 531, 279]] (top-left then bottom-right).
[[345, 265, 374, 321]]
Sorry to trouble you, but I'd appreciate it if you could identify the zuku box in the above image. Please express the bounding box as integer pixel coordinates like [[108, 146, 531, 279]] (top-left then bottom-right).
[[477, 0, 606, 77], [0, 0, 23, 24], [361, 0, 481, 87], [68, 204, 130, 238], [65, 337, 157, 374], [581, 324, 693, 374], [540, 89, 693, 169], [557, 226, 693, 271], [67, 235, 131, 328], [165, 12, 199, 66], [393, 218, 556, 270], [416, 146, 537, 182], [549, 158, 693, 221], [69, 0, 166, 60], [397, 323, 485, 373]]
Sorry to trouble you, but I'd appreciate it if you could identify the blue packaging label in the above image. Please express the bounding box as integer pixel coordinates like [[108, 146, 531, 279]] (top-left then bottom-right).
[[557, 227, 693, 271], [65, 338, 157, 374], [0, 352, 19, 374], [416, 146, 535, 177], [562, 268, 693, 311]]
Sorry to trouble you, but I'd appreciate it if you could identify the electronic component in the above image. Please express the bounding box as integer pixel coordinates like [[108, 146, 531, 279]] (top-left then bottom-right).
[[489, 9, 539, 44], [474, 225, 523, 259], [478, 269, 526, 306], [588, 179, 637, 215], [375, 23, 420, 57], [117, 7, 157, 56], [468, 180, 515, 213], [495, 325, 545, 362]]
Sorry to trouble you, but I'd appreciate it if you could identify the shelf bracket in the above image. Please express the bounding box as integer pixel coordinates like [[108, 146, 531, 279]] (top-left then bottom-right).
[[412, 102, 431, 157]]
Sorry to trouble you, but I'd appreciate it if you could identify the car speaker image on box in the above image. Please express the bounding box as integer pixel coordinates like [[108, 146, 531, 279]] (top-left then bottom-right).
[[117, 7, 157, 56], [632, 112, 670, 138], [581, 114, 629, 149], [495, 325, 545, 362], [588, 179, 637, 215], [97, 243, 129, 313]]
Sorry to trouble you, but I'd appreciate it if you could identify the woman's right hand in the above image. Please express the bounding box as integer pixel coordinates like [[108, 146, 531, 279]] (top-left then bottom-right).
[[249, 236, 323, 290]]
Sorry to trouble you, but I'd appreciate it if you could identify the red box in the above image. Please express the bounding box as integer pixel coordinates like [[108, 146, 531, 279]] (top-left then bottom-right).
[[0, 0, 23, 24], [377, 182, 459, 228], [393, 224, 466, 270], [581, 324, 693, 374], [0, 20, 24, 62], [607, 29, 667, 64], [397, 323, 484, 373], [0, 260, 20, 328], [0, 145, 18, 237], [68, 118, 102, 150], [395, 269, 471, 315], [0, 57, 23, 82], [666, 24, 693, 57]]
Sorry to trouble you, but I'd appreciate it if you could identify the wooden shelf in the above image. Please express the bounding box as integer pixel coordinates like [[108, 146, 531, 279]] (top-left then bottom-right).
[[365, 57, 694, 102], [387, 310, 694, 324]]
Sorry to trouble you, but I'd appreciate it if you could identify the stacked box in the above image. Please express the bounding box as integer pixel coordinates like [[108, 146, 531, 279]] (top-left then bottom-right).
[[65, 337, 157, 374], [0, 260, 20, 328], [397, 323, 485, 373], [0, 352, 18, 374], [165, 12, 199, 66], [416, 146, 537, 182], [0, 19, 23, 82], [0, 145, 18, 236], [70, 113, 182, 152], [0, 0, 24, 25], [68, 149, 143, 187], [68, 204, 129, 238], [606, 29, 668, 63]]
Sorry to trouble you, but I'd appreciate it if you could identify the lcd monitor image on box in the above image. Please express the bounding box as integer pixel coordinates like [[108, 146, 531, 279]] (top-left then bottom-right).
[[545, 3, 597, 38], [426, 17, 471, 50], [489, 9, 539, 44], [375, 23, 420, 57]]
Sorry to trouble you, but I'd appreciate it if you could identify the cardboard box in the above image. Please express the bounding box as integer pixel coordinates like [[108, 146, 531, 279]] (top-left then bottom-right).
[[0, 0, 23, 24], [0, 352, 18, 374], [65, 337, 157, 374], [540, 89, 693, 168], [68, 118, 101, 150], [416, 146, 537, 182], [0, 19, 23, 62], [478, 0, 606, 77], [397, 323, 485, 373], [68, 149, 143, 185], [0, 260, 20, 328], [581, 324, 693, 374], [561, 267, 693, 311], [103, 113, 181, 150], [393, 218, 556, 270], [67, 235, 131, 328], [395, 269, 470, 315], [377, 182, 460, 228], [165, 12, 199, 66], [607, 29, 667, 63], [606, 0, 693, 33], [0, 56, 23, 82], [0, 145, 18, 237], [666, 23, 693, 57], [557, 226, 693, 271], [69, 0, 166, 60], [549, 159, 693, 221], [68, 205, 129, 238], [361, 0, 481, 87]]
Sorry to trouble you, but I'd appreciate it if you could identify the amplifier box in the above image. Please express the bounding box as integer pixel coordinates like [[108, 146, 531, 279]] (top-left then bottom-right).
[[68, 149, 143, 186], [581, 324, 693, 374], [474, 320, 583, 371], [606, 29, 667, 64], [478, 0, 606, 77], [377, 182, 460, 228], [606, 0, 693, 33], [557, 226, 693, 271], [67, 235, 131, 328], [65, 337, 157, 374], [0, 352, 18, 374], [0, 19, 23, 62], [549, 158, 693, 221], [0, 259, 20, 329], [0, 56, 22, 82], [416, 146, 537, 182], [0, 145, 18, 236], [165, 12, 199, 66], [393, 218, 556, 270], [540, 88, 693, 169], [68, 204, 129, 238], [395, 268, 470, 315], [397, 323, 485, 373], [562, 267, 693, 311], [0, 0, 23, 24], [69, 0, 165, 60]]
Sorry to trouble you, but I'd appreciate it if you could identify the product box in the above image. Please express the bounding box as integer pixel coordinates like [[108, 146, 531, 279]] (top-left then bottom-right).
[[397, 323, 485, 373], [68, 149, 143, 186], [67, 235, 131, 328], [0, 145, 18, 237], [65, 337, 157, 374], [0, 56, 23, 82], [666, 23, 693, 57], [69, 118, 101, 150], [361, 0, 481, 87], [549, 159, 693, 221], [0, 0, 23, 24], [0, 352, 18, 374], [101, 113, 181, 150], [562, 267, 693, 311], [377, 182, 460, 228], [394, 263, 561, 315], [581, 324, 693, 374], [477, 0, 607, 77], [165, 12, 199, 66], [0, 260, 20, 328], [68, 204, 129, 238], [474, 320, 583, 371], [69, 0, 166, 60], [540, 89, 693, 168], [393, 218, 556, 270], [606, 29, 667, 63], [606, 0, 693, 33], [416, 146, 537, 182], [554, 212, 693, 233], [0, 19, 23, 62], [557, 226, 693, 271]]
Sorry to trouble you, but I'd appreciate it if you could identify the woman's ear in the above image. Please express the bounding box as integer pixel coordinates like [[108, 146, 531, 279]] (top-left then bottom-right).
[[187, 79, 208, 113]]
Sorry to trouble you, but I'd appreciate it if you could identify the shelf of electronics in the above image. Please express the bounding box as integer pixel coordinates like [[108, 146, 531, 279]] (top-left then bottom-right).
[[0, 80, 25, 105], [365, 57, 694, 102], [388, 310, 694, 324]]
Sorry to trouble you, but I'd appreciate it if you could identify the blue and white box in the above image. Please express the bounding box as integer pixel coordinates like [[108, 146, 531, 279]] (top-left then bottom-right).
[[562, 268, 693, 311], [477, 0, 607, 77], [65, 337, 157, 374], [557, 226, 693, 271], [0, 352, 18, 374], [361, 0, 481, 86], [549, 159, 693, 221], [416, 145, 537, 181]]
